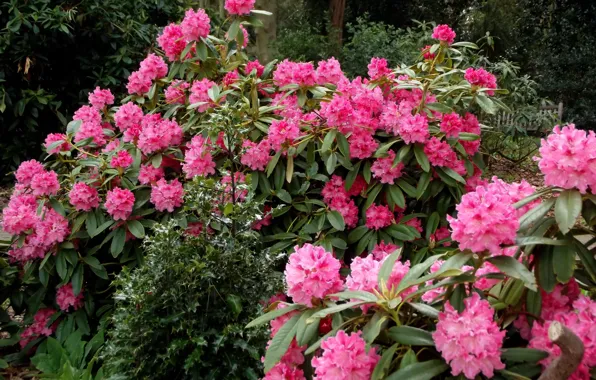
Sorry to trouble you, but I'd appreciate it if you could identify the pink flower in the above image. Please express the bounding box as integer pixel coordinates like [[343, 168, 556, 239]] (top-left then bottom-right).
[[422, 45, 436, 60], [396, 114, 429, 144], [433, 293, 506, 379], [88, 87, 114, 109], [529, 296, 596, 380], [264, 362, 305, 380], [429, 226, 451, 246], [347, 175, 367, 197], [19, 308, 57, 348], [273, 60, 316, 87], [183, 135, 216, 178], [367, 57, 393, 80], [484, 176, 539, 217], [349, 129, 378, 159], [105, 187, 135, 220], [44, 133, 69, 154], [365, 204, 393, 230], [460, 113, 481, 155], [424, 137, 458, 167], [222, 70, 240, 87], [464, 67, 497, 96], [316, 57, 345, 85], [15, 160, 45, 186], [181, 8, 211, 41], [252, 205, 273, 230], [35, 209, 70, 246], [74, 119, 107, 147], [189, 78, 218, 112], [138, 119, 184, 154], [2, 194, 39, 235], [150, 178, 184, 212], [224, 0, 255, 15], [165, 80, 189, 104], [126, 70, 152, 95], [432, 24, 456, 45], [329, 198, 359, 228], [138, 164, 165, 185], [320, 95, 353, 129], [321, 175, 349, 204], [241, 140, 271, 171], [284, 244, 343, 307], [379, 101, 401, 133], [245, 60, 265, 77], [448, 185, 518, 255], [139, 53, 168, 80], [31, 170, 60, 196], [371, 150, 404, 184], [56, 283, 84, 311], [73, 105, 102, 125], [239, 26, 249, 48], [114, 102, 143, 132], [535, 124, 596, 193], [69, 183, 100, 211], [440, 113, 463, 138], [346, 254, 382, 294], [540, 279, 580, 321], [312, 330, 379, 380], [268, 119, 300, 151], [157, 23, 187, 61], [387, 259, 415, 295], [110, 150, 133, 169], [371, 242, 399, 261]]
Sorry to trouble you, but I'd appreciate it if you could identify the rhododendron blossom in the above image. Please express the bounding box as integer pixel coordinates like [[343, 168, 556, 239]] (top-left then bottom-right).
[[183, 135, 216, 178], [138, 119, 183, 154], [165, 80, 189, 104], [88, 87, 114, 109], [268, 119, 300, 151], [151, 179, 184, 212], [464, 67, 498, 96], [432, 24, 456, 45], [44, 133, 69, 154], [157, 23, 187, 61], [56, 283, 84, 311], [370, 242, 399, 260], [535, 124, 596, 193], [181, 8, 210, 41], [346, 254, 382, 294], [311, 330, 379, 380], [189, 78, 218, 112], [273, 60, 316, 87], [365, 204, 393, 230], [448, 185, 518, 254], [19, 308, 56, 349], [284, 244, 343, 307], [224, 0, 255, 15], [241, 140, 271, 171], [396, 114, 429, 144], [367, 57, 393, 80], [424, 137, 458, 167], [433, 293, 506, 379], [105, 187, 135, 220], [69, 183, 100, 211], [371, 151, 404, 184], [15, 160, 45, 186], [2, 194, 39, 235], [316, 57, 345, 85], [138, 164, 165, 185], [110, 150, 133, 169], [30, 170, 60, 196], [114, 102, 143, 132], [440, 112, 463, 138]]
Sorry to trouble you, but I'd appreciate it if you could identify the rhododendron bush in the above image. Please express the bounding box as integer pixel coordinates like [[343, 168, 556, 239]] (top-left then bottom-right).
[[1, 2, 595, 378]]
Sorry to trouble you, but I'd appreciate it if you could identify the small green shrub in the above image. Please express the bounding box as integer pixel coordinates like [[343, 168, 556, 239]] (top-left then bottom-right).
[[102, 179, 283, 379]]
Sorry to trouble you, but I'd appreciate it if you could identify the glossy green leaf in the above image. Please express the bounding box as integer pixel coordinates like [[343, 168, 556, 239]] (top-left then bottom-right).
[[553, 244, 575, 283], [246, 304, 302, 328], [263, 313, 300, 372], [554, 189, 582, 234], [386, 359, 448, 380], [328, 210, 345, 231], [388, 326, 434, 346], [413, 144, 430, 172], [487, 255, 537, 291]]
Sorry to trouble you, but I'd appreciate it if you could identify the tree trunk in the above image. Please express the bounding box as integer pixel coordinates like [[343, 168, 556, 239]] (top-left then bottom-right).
[[538, 321, 584, 380], [329, 0, 346, 47], [255, 0, 277, 63]]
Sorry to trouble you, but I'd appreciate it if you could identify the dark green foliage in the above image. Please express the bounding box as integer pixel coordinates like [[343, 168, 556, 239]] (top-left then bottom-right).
[[0, 0, 192, 179], [102, 177, 283, 379]]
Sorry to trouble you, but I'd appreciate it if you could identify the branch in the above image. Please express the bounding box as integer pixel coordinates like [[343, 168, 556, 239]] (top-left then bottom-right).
[[538, 321, 584, 380]]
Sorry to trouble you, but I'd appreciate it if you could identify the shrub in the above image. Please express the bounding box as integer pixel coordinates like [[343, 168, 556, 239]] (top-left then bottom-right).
[[1, 3, 530, 377], [102, 179, 282, 378]]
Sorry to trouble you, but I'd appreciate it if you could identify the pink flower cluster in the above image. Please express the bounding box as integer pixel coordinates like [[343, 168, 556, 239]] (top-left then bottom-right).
[[265, 304, 306, 380], [316, 58, 345, 85], [432, 24, 456, 45], [44, 133, 69, 154], [189, 78, 218, 112], [56, 283, 84, 311], [165, 80, 190, 104], [241, 140, 271, 171], [183, 135, 216, 178], [312, 331, 379, 379], [105, 187, 135, 220], [365, 204, 394, 230], [273, 60, 317, 88], [440, 112, 463, 138], [127, 54, 168, 95], [371, 151, 404, 184], [19, 308, 56, 348], [448, 184, 519, 255], [224, 0, 255, 15], [321, 175, 360, 228], [396, 114, 429, 144], [181, 8, 211, 41], [535, 124, 596, 193], [433, 293, 506, 379], [73, 105, 106, 147], [157, 23, 187, 61], [267, 119, 300, 151], [151, 179, 184, 212], [284, 244, 343, 307], [424, 137, 458, 168], [138, 164, 165, 185], [69, 182, 100, 211], [88, 87, 114, 109], [110, 150, 134, 169], [138, 118, 183, 154], [529, 295, 596, 380], [464, 67, 497, 96], [367, 57, 393, 81]]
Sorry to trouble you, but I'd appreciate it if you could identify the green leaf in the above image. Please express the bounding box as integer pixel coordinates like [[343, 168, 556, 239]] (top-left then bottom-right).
[[322, 129, 337, 151], [378, 248, 402, 288], [362, 311, 388, 344], [263, 313, 301, 372], [325, 153, 337, 174], [329, 290, 378, 302], [438, 167, 466, 184], [501, 348, 549, 363], [327, 210, 345, 231], [348, 225, 368, 244], [127, 220, 145, 239], [151, 153, 162, 169], [386, 359, 448, 380], [519, 199, 555, 231], [426, 102, 452, 113], [227, 19, 241, 40], [425, 212, 439, 240], [0, 359, 7, 369], [552, 244, 576, 284], [246, 304, 302, 328], [226, 294, 242, 317], [388, 185, 406, 209], [407, 302, 439, 318], [296, 310, 319, 346], [476, 94, 496, 114], [266, 151, 282, 177], [537, 248, 556, 292], [337, 133, 350, 158], [364, 183, 383, 211], [487, 256, 537, 291], [276, 189, 292, 203], [110, 228, 126, 257], [554, 190, 582, 234], [413, 144, 430, 172], [56, 252, 68, 280], [371, 344, 398, 380], [388, 326, 434, 346], [400, 349, 418, 369], [72, 264, 83, 296], [572, 237, 596, 282], [309, 301, 370, 320], [416, 171, 431, 199], [516, 236, 566, 247]]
